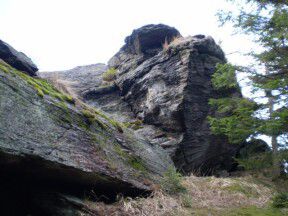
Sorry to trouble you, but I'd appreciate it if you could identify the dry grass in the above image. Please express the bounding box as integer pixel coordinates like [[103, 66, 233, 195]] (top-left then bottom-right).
[[102, 68, 117, 82], [47, 73, 75, 96], [162, 38, 170, 51], [84, 191, 181, 216], [83, 175, 275, 216], [162, 36, 186, 51], [44, 73, 83, 106], [182, 175, 273, 209]]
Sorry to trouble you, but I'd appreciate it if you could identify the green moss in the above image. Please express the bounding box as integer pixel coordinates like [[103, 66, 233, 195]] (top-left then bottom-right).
[[114, 144, 127, 158], [82, 109, 96, 123], [102, 68, 117, 82], [93, 118, 108, 130], [37, 88, 44, 97], [123, 120, 143, 130], [0, 63, 10, 73], [224, 183, 259, 198], [54, 101, 69, 111], [108, 118, 123, 133], [82, 107, 123, 133], [81, 109, 108, 130], [114, 144, 147, 172], [93, 109, 121, 129], [127, 156, 147, 172], [9, 69, 75, 104]]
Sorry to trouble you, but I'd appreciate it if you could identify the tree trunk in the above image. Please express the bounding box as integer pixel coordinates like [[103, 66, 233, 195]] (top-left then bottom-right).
[[271, 135, 280, 176], [267, 90, 280, 176]]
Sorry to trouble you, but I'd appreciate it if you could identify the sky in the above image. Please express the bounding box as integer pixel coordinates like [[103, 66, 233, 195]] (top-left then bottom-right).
[[0, 0, 256, 72]]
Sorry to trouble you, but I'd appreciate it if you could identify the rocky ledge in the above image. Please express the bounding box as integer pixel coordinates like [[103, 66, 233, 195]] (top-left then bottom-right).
[[0, 59, 172, 214]]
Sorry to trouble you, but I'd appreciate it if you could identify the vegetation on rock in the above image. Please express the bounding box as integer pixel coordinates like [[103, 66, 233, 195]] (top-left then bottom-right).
[[102, 67, 117, 82]]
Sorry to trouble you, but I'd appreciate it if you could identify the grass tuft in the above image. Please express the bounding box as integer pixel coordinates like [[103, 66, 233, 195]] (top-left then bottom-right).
[[272, 192, 288, 208], [102, 68, 117, 82], [123, 120, 143, 130], [161, 166, 187, 195], [0, 62, 10, 73]]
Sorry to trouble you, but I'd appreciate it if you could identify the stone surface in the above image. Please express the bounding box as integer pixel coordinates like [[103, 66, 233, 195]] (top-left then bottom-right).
[[0, 39, 38, 76], [44, 24, 242, 175], [40, 64, 108, 95], [0, 62, 172, 214], [237, 139, 270, 159], [110, 32, 238, 174]]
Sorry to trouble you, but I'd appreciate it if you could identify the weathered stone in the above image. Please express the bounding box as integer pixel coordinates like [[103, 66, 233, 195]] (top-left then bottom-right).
[[110, 33, 237, 174], [0, 62, 172, 214], [122, 24, 181, 55], [41, 64, 108, 95], [0, 39, 38, 76], [237, 139, 270, 159]]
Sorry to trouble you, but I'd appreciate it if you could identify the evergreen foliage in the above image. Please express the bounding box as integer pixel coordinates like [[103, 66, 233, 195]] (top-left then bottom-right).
[[213, 0, 288, 174], [208, 63, 259, 144]]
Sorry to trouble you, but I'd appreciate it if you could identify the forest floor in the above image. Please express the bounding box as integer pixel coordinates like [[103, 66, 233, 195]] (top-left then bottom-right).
[[83, 172, 288, 216]]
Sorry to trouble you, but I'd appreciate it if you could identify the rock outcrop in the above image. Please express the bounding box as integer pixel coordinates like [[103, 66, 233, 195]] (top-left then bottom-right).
[[0, 39, 38, 76], [43, 24, 241, 175], [0, 60, 172, 214]]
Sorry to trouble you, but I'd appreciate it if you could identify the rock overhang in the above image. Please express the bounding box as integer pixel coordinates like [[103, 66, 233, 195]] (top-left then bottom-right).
[[0, 39, 38, 76], [122, 24, 181, 55]]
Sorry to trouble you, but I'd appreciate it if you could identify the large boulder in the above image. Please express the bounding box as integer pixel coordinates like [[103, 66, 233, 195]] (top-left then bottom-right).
[[0, 61, 172, 214], [0, 39, 38, 76], [45, 24, 241, 175], [237, 139, 270, 159], [109, 30, 237, 174]]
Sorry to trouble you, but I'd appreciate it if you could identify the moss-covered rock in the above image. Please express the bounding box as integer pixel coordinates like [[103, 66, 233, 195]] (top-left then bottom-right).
[[0, 64, 173, 214]]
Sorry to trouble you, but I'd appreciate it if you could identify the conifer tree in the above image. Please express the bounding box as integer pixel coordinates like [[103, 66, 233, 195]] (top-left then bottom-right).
[[211, 0, 288, 175]]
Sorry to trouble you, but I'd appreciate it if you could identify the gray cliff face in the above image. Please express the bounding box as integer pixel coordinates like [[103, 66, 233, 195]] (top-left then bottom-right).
[[43, 24, 240, 175], [0, 39, 38, 76], [0, 60, 172, 214], [108, 29, 237, 174]]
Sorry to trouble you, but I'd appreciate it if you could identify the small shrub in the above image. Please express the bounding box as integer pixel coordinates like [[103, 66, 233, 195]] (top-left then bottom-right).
[[235, 152, 273, 171], [128, 156, 147, 172], [272, 193, 288, 208], [102, 68, 117, 82], [123, 120, 143, 130], [181, 194, 193, 208], [161, 166, 186, 195]]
